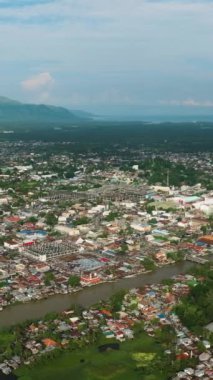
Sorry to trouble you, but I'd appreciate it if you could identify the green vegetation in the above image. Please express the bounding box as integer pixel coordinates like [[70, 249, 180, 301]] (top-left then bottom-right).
[[148, 218, 157, 225], [45, 212, 58, 226], [0, 280, 7, 288], [148, 201, 177, 212], [98, 230, 109, 239], [118, 243, 128, 255], [161, 278, 175, 287], [68, 275, 81, 287], [27, 216, 38, 223], [110, 290, 126, 312], [105, 212, 119, 222], [132, 352, 156, 368], [0, 330, 17, 359], [73, 217, 90, 226], [166, 250, 185, 262], [175, 265, 213, 332], [0, 122, 212, 151], [44, 271, 55, 286], [0, 236, 7, 246], [142, 257, 156, 271], [138, 158, 212, 188], [16, 330, 167, 380], [16, 180, 39, 194]]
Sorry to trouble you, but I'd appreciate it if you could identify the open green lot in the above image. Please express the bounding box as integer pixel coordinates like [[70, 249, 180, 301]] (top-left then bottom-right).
[[149, 200, 176, 210], [16, 330, 167, 380]]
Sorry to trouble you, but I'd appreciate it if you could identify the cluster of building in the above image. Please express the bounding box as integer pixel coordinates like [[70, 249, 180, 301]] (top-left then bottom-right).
[[0, 137, 212, 377], [127, 279, 213, 380], [0, 153, 212, 310], [0, 273, 212, 379]]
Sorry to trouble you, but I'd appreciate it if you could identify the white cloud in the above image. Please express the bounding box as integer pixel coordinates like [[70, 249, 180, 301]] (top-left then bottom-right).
[[21, 72, 54, 91], [2, 0, 213, 110]]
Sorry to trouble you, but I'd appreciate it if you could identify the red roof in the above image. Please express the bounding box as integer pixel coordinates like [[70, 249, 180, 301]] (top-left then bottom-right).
[[42, 338, 58, 347], [5, 216, 20, 223], [100, 309, 112, 317], [176, 352, 189, 360], [28, 275, 41, 284], [23, 223, 35, 229], [99, 258, 110, 262], [23, 241, 34, 246]]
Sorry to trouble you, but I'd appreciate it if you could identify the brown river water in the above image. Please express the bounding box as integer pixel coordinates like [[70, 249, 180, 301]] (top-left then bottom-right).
[[0, 261, 196, 328]]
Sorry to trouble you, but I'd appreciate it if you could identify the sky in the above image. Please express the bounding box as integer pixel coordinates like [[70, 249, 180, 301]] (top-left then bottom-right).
[[1, 0, 213, 117]]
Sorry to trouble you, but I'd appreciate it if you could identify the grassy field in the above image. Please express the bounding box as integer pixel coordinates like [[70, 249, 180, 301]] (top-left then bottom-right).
[[149, 200, 176, 210], [16, 330, 167, 380]]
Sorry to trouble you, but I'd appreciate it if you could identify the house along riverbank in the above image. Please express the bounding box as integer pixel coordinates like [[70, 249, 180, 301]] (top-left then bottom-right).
[[0, 260, 198, 329]]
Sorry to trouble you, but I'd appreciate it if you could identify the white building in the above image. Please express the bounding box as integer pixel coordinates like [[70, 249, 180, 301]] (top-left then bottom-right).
[[55, 225, 80, 236], [193, 197, 213, 215]]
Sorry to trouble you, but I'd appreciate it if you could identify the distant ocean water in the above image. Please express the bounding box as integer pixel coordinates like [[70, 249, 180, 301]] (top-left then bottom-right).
[[100, 114, 213, 122]]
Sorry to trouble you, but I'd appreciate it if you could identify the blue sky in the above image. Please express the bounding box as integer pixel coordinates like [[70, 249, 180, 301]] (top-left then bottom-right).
[[1, 0, 213, 116]]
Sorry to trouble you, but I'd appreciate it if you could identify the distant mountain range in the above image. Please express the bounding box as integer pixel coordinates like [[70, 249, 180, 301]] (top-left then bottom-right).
[[0, 96, 93, 122]]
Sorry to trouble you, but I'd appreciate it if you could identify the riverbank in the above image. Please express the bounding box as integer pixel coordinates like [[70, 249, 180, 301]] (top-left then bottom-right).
[[0, 260, 196, 328], [0, 263, 212, 380]]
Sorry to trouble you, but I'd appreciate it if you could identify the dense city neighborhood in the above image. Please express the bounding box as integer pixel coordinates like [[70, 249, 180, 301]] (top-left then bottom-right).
[[0, 138, 212, 379], [0, 269, 212, 379], [1, 0, 213, 377], [0, 142, 212, 310]]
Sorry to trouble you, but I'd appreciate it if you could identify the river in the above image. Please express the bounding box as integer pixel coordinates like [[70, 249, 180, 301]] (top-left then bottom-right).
[[0, 261, 197, 328]]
